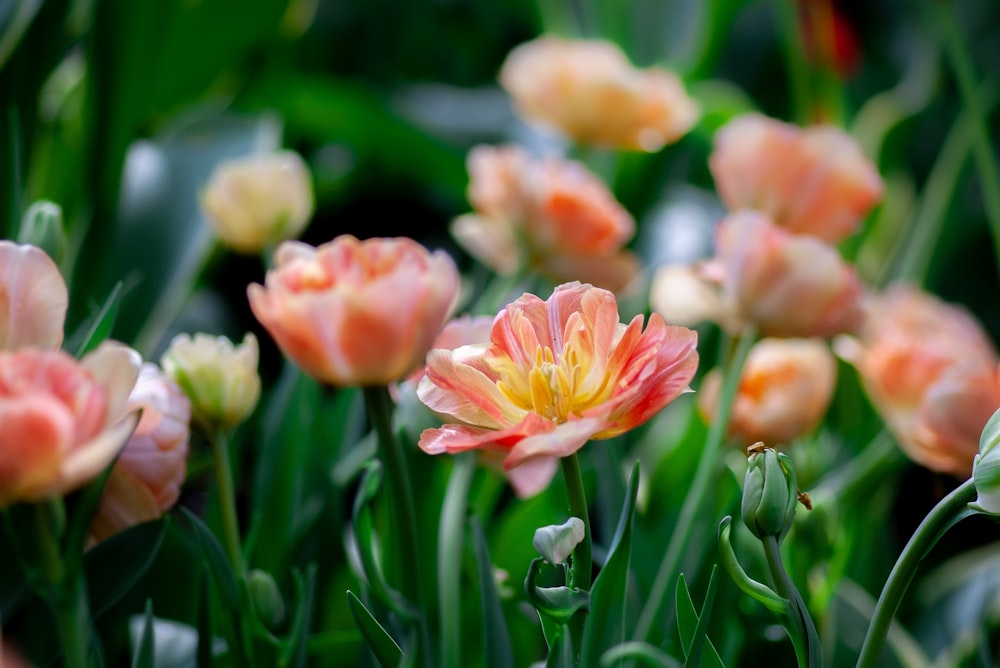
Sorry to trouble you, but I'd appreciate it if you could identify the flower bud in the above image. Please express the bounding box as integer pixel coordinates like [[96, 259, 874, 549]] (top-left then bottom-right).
[[18, 200, 67, 265], [161, 333, 261, 433], [247, 569, 285, 629], [741, 444, 799, 542], [973, 407, 1000, 514]]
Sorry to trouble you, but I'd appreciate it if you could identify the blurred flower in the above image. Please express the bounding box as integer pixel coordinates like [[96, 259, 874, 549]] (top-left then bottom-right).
[[1, 642, 34, 668], [452, 145, 639, 292], [89, 363, 190, 542], [162, 333, 260, 433], [0, 241, 68, 351], [742, 444, 799, 543], [699, 338, 836, 446], [201, 150, 314, 254], [837, 286, 1000, 475], [710, 113, 882, 243], [248, 235, 460, 386], [0, 342, 141, 507], [650, 212, 863, 338], [499, 36, 698, 151], [418, 282, 698, 487], [18, 201, 67, 266]]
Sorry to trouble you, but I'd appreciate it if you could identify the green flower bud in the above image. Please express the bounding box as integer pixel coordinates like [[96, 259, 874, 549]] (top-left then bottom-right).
[[18, 200, 67, 264], [247, 569, 285, 629], [973, 407, 1000, 515], [741, 443, 799, 542]]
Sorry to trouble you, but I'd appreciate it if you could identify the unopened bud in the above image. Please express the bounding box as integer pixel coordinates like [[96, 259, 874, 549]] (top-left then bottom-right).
[[19, 200, 66, 264], [741, 443, 799, 542], [247, 569, 285, 629], [973, 408, 1000, 514]]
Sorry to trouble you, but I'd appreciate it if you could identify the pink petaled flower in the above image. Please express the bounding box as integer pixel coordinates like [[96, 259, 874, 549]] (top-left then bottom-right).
[[417, 282, 698, 486], [0, 342, 141, 507], [500, 37, 698, 151], [699, 338, 836, 446], [0, 241, 68, 351], [90, 363, 191, 541], [709, 113, 883, 244], [452, 145, 640, 292], [249, 235, 460, 386], [836, 286, 1000, 475]]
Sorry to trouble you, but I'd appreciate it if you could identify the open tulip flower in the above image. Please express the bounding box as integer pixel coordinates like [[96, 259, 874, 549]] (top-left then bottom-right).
[[417, 282, 698, 484]]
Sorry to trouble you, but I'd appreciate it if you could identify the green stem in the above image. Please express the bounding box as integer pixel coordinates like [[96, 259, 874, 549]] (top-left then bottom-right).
[[773, 0, 812, 123], [633, 329, 756, 641], [763, 536, 822, 668], [938, 3, 1000, 281], [561, 451, 592, 661], [438, 453, 476, 668], [51, 576, 90, 668], [855, 479, 976, 668], [210, 428, 246, 576]]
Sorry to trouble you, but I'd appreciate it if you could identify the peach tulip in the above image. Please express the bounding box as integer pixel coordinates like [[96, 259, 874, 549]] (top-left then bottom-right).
[[0, 342, 141, 507], [89, 363, 191, 541], [249, 235, 461, 386], [709, 113, 883, 244], [0, 241, 68, 351], [452, 145, 640, 292], [417, 282, 698, 486], [500, 36, 698, 151], [699, 338, 836, 445], [837, 286, 1000, 475]]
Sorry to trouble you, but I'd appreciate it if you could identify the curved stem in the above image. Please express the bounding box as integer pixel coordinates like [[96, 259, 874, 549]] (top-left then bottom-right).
[[855, 479, 976, 668], [561, 451, 593, 661], [438, 453, 476, 668], [210, 428, 245, 576], [763, 536, 822, 668], [633, 329, 756, 641]]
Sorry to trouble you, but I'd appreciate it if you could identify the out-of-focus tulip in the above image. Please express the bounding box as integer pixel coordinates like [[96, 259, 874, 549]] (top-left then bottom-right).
[[161, 333, 260, 433], [837, 286, 1000, 475], [500, 36, 698, 151], [0, 241, 68, 351], [89, 363, 190, 541], [650, 212, 863, 338], [417, 282, 698, 487], [709, 113, 882, 243], [0, 342, 141, 507], [699, 338, 836, 445], [1, 642, 34, 668], [452, 145, 639, 292], [248, 235, 460, 386], [201, 151, 314, 254]]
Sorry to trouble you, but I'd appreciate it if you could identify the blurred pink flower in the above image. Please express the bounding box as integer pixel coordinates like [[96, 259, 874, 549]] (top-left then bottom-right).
[[249, 235, 460, 386], [1, 642, 34, 668], [0, 241, 68, 351], [651, 212, 863, 338], [417, 282, 698, 486], [699, 338, 836, 446], [837, 286, 1000, 475], [0, 342, 141, 507], [500, 36, 698, 151], [709, 113, 882, 243], [90, 363, 191, 541], [452, 145, 640, 292]]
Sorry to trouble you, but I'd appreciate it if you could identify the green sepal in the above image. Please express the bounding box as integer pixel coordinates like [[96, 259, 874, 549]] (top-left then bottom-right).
[[524, 557, 590, 624]]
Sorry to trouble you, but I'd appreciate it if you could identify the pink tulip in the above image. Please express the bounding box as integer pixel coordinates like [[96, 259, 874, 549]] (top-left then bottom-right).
[[0, 342, 141, 507], [709, 113, 883, 243], [699, 338, 836, 446], [500, 37, 698, 151], [417, 282, 698, 485], [248, 235, 461, 386], [0, 241, 68, 351], [89, 363, 191, 541]]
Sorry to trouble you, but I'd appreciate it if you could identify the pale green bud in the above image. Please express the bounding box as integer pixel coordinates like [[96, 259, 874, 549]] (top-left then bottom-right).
[[973, 408, 1000, 514], [741, 444, 799, 542], [247, 569, 285, 629], [19, 200, 66, 264]]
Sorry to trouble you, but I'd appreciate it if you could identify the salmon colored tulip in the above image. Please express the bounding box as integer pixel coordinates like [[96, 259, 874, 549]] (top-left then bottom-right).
[[500, 36, 698, 151], [709, 113, 883, 243], [0, 241, 68, 351], [249, 235, 461, 386], [417, 282, 698, 484], [89, 363, 191, 541], [699, 338, 836, 446], [201, 151, 314, 254], [452, 145, 639, 292], [837, 286, 1000, 475], [0, 342, 141, 507]]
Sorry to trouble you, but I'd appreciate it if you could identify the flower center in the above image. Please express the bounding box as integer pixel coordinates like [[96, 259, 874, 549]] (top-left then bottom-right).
[[496, 344, 612, 423]]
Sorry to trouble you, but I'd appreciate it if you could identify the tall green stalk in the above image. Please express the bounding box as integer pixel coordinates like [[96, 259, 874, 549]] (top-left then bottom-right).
[[561, 451, 593, 660], [210, 428, 246, 577], [438, 453, 476, 668]]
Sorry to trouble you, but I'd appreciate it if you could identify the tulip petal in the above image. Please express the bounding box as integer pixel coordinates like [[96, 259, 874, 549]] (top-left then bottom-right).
[[504, 417, 612, 469], [0, 241, 68, 351]]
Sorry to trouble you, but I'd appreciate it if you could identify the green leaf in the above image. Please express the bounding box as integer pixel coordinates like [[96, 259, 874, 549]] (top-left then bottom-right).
[[675, 569, 724, 668], [69, 280, 123, 357], [86, 518, 169, 618], [580, 462, 640, 667], [179, 508, 239, 611], [600, 642, 684, 668], [131, 599, 156, 668], [544, 627, 574, 668], [524, 558, 590, 624], [471, 518, 514, 668], [346, 590, 404, 668], [196, 566, 215, 668], [281, 564, 317, 668]]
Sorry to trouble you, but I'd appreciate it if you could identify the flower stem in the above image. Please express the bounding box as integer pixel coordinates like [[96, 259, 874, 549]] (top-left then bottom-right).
[[438, 452, 476, 668], [51, 576, 90, 668], [210, 428, 246, 576], [763, 535, 822, 668], [561, 451, 592, 659], [633, 329, 756, 642], [773, 0, 812, 123], [855, 479, 976, 668]]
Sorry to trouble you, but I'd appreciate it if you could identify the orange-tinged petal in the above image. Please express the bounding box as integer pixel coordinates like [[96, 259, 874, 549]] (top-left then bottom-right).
[[0, 242, 68, 351], [504, 417, 613, 469]]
